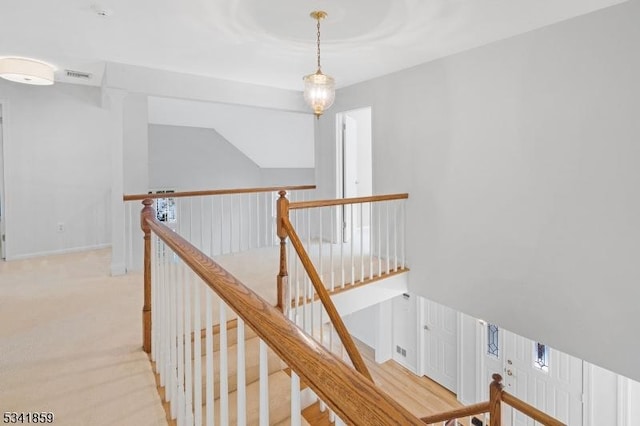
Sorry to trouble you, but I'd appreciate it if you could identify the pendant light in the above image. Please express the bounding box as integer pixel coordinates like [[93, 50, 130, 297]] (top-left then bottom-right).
[[303, 11, 335, 118]]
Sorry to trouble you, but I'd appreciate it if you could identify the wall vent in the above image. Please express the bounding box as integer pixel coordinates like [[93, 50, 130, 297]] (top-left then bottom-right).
[[395, 345, 407, 357], [65, 69, 92, 80]]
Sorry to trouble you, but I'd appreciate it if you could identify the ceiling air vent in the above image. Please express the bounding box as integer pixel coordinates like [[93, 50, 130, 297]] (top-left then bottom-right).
[[65, 69, 92, 80]]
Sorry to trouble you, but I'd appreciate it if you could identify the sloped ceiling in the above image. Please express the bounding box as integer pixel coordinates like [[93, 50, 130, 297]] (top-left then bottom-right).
[[148, 97, 314, 168]]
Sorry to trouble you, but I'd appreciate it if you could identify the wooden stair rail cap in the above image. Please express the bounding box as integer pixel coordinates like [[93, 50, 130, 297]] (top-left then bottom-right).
[[124, 184, 315, 201], [143, 214, 424, 426], [289, 193, 408, 210]]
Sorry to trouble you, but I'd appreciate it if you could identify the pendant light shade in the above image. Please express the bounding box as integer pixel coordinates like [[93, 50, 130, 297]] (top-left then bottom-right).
[[303, 70, 335, 117], [0, 57, 55, 86], [303, 11, 335, 118]]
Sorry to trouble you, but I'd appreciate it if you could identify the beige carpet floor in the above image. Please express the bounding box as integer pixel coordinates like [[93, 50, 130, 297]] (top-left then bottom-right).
[[0, 249, 166, 426]]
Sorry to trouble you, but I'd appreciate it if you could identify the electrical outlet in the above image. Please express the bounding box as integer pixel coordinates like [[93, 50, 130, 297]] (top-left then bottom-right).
[[57, 223, 65, 232]]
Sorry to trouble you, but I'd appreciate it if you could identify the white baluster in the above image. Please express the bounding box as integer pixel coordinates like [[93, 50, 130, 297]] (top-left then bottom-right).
[[369, 202, 373, 280], [340, 205, 345, 289], [360, 203, 364, 282], [219, 197, 224, 255], [263, 192, 268, 247], [184, 270, 193, 425], [205, 290, 214, 426], [319, 208, 323, 283], [330, 206, 335, 291], [401, 201, 406, 269], [200, 197, 205, 253], [386, 201, 390, 274], [171, 259, 179, 421], [238, 194, 243, 252], [335, 416, 346, 426], [193, 279, 202, 425], [210, 197, 215, 257], [219, 301, 228, 426], [255, 193, 260, 248], [229, 195, 234, 253], [158, 241, 166, 386], [290, 373, 302, 426], [394, 201, 398, 271], [259, 340, 269, 426], [350, 203, 355, 286], [151, 234, 157, 362], [237, 319, 246, 426], [189, 197, 194, 247], [377, 202, 382, 277]]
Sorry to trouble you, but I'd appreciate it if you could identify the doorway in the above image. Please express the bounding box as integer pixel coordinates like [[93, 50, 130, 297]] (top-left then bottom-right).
[[0, 103, 5, 260], [480, 323, 583, 425], [336, 107, 372, 242], [419, 297, 458, 393]]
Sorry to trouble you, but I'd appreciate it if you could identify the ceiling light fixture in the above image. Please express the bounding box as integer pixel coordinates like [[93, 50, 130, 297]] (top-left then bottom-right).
[[303, 11, 335, 118], [0, 57, 55, 86]]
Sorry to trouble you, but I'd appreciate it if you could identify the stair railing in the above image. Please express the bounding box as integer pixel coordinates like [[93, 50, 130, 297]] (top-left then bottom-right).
[[420, 374, 566, 426], [140, 199, 425, 425], [124, 184, 315, 272], [276, 191, 408, 373]]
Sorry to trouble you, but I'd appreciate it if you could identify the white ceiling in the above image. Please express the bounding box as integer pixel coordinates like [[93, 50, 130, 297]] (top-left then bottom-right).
[[0, 0, 627, 90]]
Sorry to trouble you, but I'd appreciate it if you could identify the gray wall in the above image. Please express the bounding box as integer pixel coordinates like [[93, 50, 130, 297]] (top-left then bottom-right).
[[0, 81, 111, 259], [260, 168, 315, 187], [316, 1, 640, 381], [149, 124, 262, 190]]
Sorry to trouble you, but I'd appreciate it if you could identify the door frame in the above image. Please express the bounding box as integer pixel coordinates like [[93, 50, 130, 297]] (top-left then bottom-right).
[[0, 100, 8, 260], [334, 107, 372, 242]]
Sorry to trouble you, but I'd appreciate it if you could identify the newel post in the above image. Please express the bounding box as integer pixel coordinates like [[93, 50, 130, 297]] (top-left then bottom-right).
[[489, 373, 504, 426], [141, 198, 155, 354], [276, 191, 289, 312]]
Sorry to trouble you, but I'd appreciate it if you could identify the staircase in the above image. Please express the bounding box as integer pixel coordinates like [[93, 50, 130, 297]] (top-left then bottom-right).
[[179, 321, 314, 425]]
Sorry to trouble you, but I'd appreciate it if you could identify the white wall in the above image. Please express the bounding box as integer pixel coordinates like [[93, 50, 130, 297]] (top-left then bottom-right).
[[148, 97, 315, 168], [0, 81, 111, 259], [148, 124, 262, 190], [316, 1, 640, 382], [391, 293, 418, 372], [260, 168, 314, 187], [122, 94, 149, 271], [344, 304, 377, 349]]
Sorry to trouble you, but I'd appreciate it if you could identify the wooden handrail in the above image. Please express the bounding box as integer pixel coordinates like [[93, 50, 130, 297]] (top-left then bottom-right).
[[419, 375, 565, 426], [420, 401, 491, 424], [124, 184, 316, 201], [501, 391, 566, 426], [281, 215, 374, 382], [143, 209, 424, 425], [289, 193, 408, 210]]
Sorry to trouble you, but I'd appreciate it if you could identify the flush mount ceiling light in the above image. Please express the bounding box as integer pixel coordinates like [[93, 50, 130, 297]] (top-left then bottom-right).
[[303, 11, 335, 118], [0, 57, 55, 86]]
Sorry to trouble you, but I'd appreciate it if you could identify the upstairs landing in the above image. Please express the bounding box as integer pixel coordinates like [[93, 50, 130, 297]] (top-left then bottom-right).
[[212, 245, 409, 317]]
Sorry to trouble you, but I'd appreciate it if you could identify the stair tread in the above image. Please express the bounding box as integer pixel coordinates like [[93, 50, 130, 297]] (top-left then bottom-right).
[[204, 370, 296, 425], [302, 401, 334, 426]]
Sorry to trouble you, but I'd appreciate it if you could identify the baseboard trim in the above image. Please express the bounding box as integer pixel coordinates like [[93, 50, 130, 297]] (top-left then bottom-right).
[[7, 243, 111, 261]]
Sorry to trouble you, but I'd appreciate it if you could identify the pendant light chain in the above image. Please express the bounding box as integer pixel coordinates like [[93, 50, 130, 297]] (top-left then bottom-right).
[[316, 18, 322, 71]]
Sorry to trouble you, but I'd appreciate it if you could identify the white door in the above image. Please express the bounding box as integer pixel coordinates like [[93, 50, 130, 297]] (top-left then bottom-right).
[[503, 331, 583, 426], [481, 323, 583, 426], [421, 298, 458, 393]]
